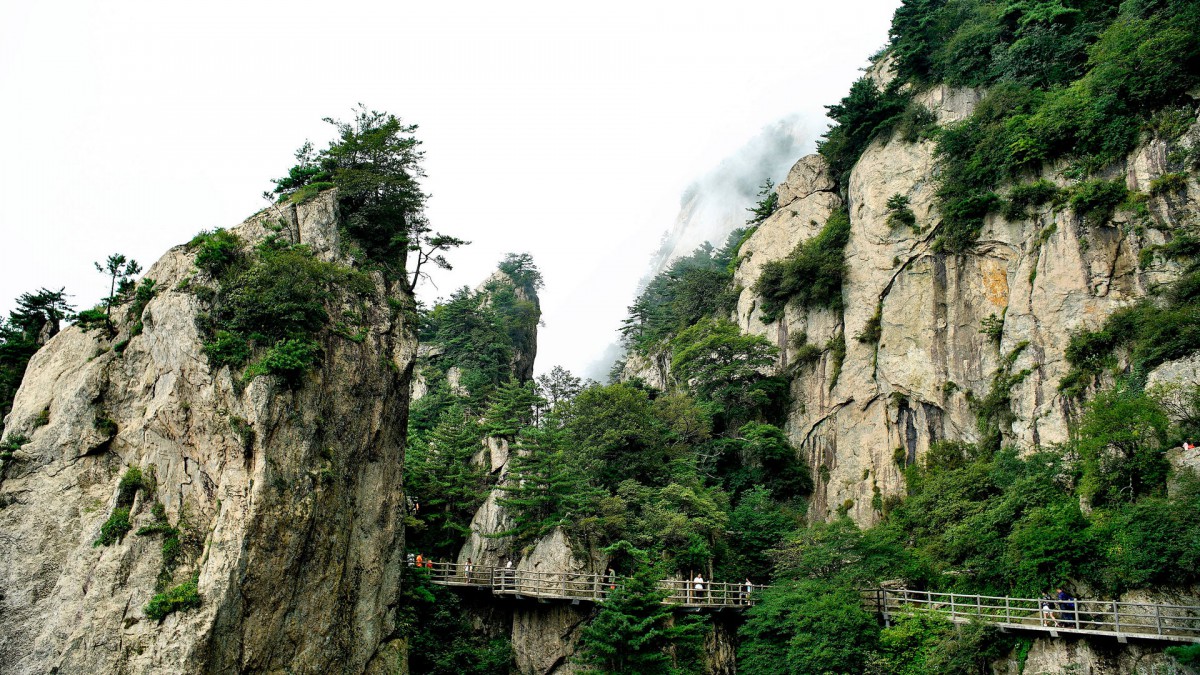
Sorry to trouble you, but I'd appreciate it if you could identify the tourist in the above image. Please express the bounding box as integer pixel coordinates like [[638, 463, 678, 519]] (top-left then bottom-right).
[[1056, 588, 1077, 627], [693, 574, 705, 603]]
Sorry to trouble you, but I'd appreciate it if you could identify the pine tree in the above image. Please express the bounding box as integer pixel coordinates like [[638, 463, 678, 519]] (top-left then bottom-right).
[[498, 421, 599, 541], [481, 378, 543, 438], [406, 404, 489, 555], [575, 563, 705, 675]]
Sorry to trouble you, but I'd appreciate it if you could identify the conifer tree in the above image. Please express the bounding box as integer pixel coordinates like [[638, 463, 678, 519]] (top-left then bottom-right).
[[498, 421, 599, 541], [575, 562, 705, 675], [406, 404, 489, 555], [481, 379, 543, 439]]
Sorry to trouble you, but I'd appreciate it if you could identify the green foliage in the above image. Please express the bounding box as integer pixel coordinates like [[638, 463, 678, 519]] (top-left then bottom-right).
[[94, 414, 117, 438], [746, 178, 779, 225], [1067, 178, 1129, 224], [1149, 171, 1189, 196], [480, 379, 542, 438], [145, 579, 201, 621], [739, 579, 879, 675], [117, 467, 146, 506], [1074, 384, 1169, 505], [886, 193, 918, 232], [243, 337, 321, 386], [94, 253, 142, 326], [671, 319, 780, 425], [405, 404, 490, 556], [621, 231, 744, 352], [73, 308, 110, 334], [94, 507, 132, 547], [818, 79, 912, 190], [193, 237, 369, 385], [1003, 179, 1061, 220], [0, 288, 73, 435], [190, 228, 241, 276], [497, 252, 544, 293], [270, 106, 467, 289], [754, 208, 851, 323], [399, 574, 513, 675], [576, 564, 705, 674], [1166, 643, 1200, 667]]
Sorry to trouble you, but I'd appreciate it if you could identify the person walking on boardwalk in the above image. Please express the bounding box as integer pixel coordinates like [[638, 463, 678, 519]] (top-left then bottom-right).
[[742, 578, 754, 605], [1039, 594, 1057, 626], [692, 574, 705, 604], [1056, 588, 1076, 627], [464, 557, 473, 582]]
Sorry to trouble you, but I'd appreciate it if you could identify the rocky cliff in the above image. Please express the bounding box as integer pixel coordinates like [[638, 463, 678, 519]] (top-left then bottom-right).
[[731, 62, 1200, 525], [0, 192, 417, 673]]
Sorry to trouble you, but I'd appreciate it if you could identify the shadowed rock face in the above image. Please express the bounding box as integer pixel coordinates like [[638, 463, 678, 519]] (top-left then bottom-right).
[[0, 192, 417, 674]]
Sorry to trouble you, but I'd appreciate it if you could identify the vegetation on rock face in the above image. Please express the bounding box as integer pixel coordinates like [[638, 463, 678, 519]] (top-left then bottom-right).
[[144, 579, 201, 621], [753, 208, 851, 323], [814, 0, 1200, 253], [0, 288, 72, 436], [189, 229, 374, 386], [268, 105, 467, 291]]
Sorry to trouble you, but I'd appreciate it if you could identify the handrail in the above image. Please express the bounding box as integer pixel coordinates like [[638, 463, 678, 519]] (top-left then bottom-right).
[[412, 561, 756, 609], [413, 559, 1200, 642], [865, 588, 1200, 643]]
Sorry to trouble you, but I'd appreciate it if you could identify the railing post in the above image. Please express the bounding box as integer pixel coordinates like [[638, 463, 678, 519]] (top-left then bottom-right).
[[1113, 600, 1120, 635], [950, 594, 956, 621], [976, 595, 981, 618], [1005, 596, 1010, 623], [1156, 604, 1162, 636]]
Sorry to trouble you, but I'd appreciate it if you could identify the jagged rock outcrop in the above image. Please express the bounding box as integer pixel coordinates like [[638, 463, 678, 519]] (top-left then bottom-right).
[[0, 192, 417, 673], [732, 59, 1200, 525]]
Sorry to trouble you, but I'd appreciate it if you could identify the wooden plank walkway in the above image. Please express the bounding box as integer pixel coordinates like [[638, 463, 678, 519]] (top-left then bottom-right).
[[864, 588, 1200, 643], [418, 561, 756, 609]]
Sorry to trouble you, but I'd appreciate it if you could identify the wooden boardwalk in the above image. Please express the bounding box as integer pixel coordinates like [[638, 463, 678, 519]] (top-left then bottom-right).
[[865, 588, 1200, 643], [419, 561, 755, 609], [418, 561, 1200, 642]]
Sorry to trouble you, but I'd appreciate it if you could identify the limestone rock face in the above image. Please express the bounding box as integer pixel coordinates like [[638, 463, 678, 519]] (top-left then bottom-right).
[[993, 637, 1176, 674], [0, 192, 417, 674], [731, 86, 1200, 525]]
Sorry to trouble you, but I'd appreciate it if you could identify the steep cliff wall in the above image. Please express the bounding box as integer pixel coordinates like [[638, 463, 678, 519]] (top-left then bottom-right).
[[0, 192, 417, 673], [732, 63, 1200, 525]]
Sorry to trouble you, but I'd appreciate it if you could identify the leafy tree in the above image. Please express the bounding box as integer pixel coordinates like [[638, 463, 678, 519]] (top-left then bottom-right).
[[497, 252, 544, 293], [1074, 385, 1170, 505], [401, 574, 512, 675], [0, 289, 75, 434], [562, 383, 674, 489], [480, 378, 543, 438], [739, 579, 879, 675], [498, 420, 601, 542], [671, 319, 779, 424], [535, 365, 583, 411], [575, 562, 705, 675]]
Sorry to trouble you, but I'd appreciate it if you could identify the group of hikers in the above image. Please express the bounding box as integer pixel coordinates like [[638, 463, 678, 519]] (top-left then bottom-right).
[[1039, 588, 1078, 627], [687, 573, 757, 605]]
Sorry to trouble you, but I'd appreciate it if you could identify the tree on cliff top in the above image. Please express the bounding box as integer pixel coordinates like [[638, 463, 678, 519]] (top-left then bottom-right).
[[270, 106, 467, 291]]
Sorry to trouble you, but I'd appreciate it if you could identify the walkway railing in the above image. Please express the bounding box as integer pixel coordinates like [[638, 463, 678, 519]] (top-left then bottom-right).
[[864, 588, 1200, 643], [415, 561, 755, 609]]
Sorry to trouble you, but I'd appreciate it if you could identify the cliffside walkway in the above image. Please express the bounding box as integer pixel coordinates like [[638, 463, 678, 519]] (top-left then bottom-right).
[[421, 562, 754, 610], [864, 588, 1200, 643]]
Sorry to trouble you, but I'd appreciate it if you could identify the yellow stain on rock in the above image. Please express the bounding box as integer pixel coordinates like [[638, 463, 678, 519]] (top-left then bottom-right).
[[982, 260, 1009, 308]]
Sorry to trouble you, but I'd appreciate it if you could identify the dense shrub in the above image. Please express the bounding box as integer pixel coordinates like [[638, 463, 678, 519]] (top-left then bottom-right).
[[145, 579, 201, 621], [754, 208, 851, 323]]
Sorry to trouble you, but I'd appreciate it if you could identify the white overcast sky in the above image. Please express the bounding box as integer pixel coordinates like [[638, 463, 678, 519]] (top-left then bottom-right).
[[0, 0, 898, 380]]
